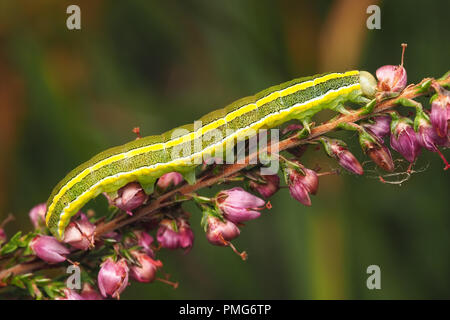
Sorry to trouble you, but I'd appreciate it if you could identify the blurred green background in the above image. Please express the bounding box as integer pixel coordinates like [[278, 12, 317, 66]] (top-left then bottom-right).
[[0, 0, 449, 299]]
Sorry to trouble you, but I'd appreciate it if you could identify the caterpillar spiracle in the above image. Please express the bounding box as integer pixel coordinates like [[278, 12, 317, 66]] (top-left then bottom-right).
[[45, 70, 378, 239]]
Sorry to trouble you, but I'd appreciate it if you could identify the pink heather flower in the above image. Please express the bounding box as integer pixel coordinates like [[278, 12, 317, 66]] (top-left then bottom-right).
[[157, 172, 183, 190], [134, 230, 155, 257], [57, 289, 84, 300], [249, 174, 280, 198], [178, 219, 194, 251], [29, 203, 47, 229], [205, 216, 240, 246], [390, 118, 421, 163], [330, 142, 364, 175], [98, 258, 129, 299], [80, 283, 103, 300], [30, 235, 70, 264], [216, 188, 265, 224], [416, 116, 446, 152], [363, 115, 392, 140], [156, 218, 194, 251], [286, 166, 318, 206], [130, 252, 163, 283], [113, 182, 148, 215], [430, 94, 450, 138], [63, 213, 96, 250], [376, 65, 407, 93], [0, 228, 6, 243]]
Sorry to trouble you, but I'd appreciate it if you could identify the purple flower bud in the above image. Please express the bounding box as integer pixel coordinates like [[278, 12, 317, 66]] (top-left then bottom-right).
[[0, 228, 6, 243], [30, 235, 70, 264], [205, 216, 240, 246], [376, 65, 407, 93], [416, 116, 446, 152], [249, 174, 280, 198], [29, 203, 47, 229], [156, 219, 180, 250], [98, 258, 129, 299], [63, 213, 96, 250], [390, 118, 421, 163], [157, 172, 183, 190], [178, 219, 195, 251], [289, 179, 311, 206], [430, 94, 450, 138], [58, 289, 84, 300], [112, 182, 148, 215], [80, 283, 103, 300], [216, 187, 266, 224], [367, 144, 395, 172], [134, 230, 155, 257], [156, 218, 194, 251], [130, 252, 163, 283], [330, 142, 364, 175], [363, 115, 392, 140], [286, 166, 318, 206]]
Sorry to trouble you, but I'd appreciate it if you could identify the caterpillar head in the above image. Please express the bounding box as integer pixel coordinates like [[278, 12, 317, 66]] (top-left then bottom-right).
[[359, 71, 377, 98]]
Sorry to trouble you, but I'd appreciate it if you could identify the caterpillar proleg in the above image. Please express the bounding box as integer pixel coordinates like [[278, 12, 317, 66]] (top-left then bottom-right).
[[45, 70, 377, 239]]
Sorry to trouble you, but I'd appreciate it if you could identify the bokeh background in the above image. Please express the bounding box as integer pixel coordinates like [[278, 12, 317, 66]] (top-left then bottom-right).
[[0, 0, 449, 299]]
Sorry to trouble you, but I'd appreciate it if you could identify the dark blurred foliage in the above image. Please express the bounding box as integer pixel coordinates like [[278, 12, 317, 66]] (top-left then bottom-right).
[[0, 0, 449, 299]]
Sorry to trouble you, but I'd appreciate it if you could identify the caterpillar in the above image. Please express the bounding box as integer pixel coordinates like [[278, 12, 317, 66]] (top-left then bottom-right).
[[45, 70, 378, 239]]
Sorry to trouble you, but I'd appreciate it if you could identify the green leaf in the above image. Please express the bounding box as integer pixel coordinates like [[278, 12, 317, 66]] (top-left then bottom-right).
[[415, 79, 432, 94]]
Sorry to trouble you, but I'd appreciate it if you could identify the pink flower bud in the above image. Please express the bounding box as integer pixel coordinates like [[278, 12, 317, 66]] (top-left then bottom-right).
[[249, 174, 280, 198], [376, 65, 407, 93], [29, 203, 47, 229], [30, 235, 70, 264], [63, 213, 96, 250], [130, 252, 163, 283], [58, 289, 84, 300], [430, 94, 450, 138], [134, 230, 155, 257], [416, 116, 446, 152], [178, 219, 195, 251], [286, 166, 318, 206], [0, 228, 6, 243], [330, 142, 364, 175], [216, 187, 265, 224], [363, 115, 392, 140], [113, 182, 148, 215], [156, 218, 194, 251], [205, 216, 240, 246], [98, 258, 129, 299], [80, 283, 103, 300], [390, 118, 421, 163], [157, 172, 183, 190]]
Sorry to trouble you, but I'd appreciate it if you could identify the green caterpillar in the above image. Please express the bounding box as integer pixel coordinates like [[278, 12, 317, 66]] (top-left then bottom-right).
[[45, 70, 377, 239]]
